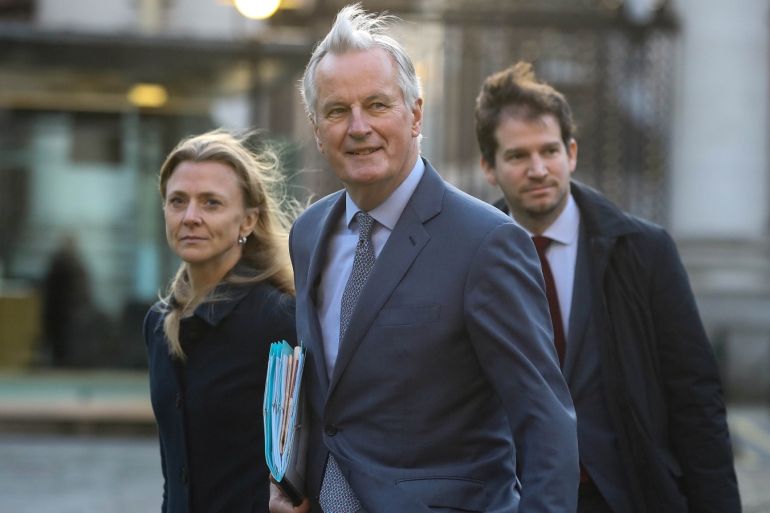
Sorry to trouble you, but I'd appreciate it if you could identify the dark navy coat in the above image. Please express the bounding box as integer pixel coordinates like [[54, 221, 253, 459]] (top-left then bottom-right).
[[497, 181, 740, 513], [144, 279, 296, 513]]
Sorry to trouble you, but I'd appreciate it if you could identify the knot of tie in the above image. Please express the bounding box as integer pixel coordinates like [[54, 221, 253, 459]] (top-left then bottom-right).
[[356, 211, 375, 242], [340, 211, 377, 340], [532, 235, 552, 256]]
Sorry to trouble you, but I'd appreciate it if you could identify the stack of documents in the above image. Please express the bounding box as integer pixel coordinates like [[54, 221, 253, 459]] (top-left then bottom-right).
[[263, 340, 307, 505]]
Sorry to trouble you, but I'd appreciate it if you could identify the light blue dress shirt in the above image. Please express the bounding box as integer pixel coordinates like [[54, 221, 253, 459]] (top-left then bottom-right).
[[317, 158, 426, 376], [511, 193, 580, 336]]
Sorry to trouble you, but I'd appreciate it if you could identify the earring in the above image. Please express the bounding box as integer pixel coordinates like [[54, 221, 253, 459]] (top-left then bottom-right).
[[238, 234, 247, 246]]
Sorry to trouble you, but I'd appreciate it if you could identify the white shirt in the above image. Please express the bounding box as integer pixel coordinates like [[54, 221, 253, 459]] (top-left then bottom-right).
[[317, 158, 425, 376], [512, 193, 580, 336]]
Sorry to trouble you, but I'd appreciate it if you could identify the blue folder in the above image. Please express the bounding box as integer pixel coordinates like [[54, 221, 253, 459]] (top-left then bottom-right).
[[263, 340, 307, 505]]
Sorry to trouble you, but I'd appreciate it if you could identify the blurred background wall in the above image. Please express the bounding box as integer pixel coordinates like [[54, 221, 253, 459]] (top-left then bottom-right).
[[0, 0, 768, 399]]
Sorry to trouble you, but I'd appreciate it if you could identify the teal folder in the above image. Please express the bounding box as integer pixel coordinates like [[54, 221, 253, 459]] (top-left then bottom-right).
[[263, 340, 308, 505]]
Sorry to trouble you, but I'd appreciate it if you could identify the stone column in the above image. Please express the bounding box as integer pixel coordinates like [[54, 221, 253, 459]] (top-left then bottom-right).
[[670, 0, 770, 400], [671, 0, 769, 238]]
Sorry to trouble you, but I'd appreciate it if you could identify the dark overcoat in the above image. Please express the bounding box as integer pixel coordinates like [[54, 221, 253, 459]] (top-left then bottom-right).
[[144, 278, 296, 513], [499, 181, 740, 513]]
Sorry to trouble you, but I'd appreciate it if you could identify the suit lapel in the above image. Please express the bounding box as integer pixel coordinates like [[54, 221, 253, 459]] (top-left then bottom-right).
[[328, 161, 444, 395], [304, 192, 346, 392]]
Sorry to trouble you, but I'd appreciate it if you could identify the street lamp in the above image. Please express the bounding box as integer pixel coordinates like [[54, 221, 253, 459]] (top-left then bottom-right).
[[234, 0, 282, 20]]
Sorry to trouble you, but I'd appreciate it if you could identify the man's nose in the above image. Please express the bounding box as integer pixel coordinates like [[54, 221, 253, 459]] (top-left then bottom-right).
[[348, 107, 371, 138], [528, 155, 547, 177]]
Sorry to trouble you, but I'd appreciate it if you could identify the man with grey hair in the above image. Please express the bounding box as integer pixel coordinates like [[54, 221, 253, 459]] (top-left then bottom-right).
[[271, 4, 579, 512]]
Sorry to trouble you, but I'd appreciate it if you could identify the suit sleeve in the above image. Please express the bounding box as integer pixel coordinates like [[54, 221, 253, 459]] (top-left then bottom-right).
[[261, 292, 297, 348], [465, 222, 579, 513], [649, 230, 741, 513]]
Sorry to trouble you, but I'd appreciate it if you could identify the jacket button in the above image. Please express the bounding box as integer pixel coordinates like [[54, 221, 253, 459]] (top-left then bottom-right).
[[175, 393, 182, 409], [324, 424, 338, 436]]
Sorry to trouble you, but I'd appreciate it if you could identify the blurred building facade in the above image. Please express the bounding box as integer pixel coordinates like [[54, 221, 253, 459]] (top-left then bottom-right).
[[0, 0, 314, 366], [0, 0, 767, 397]]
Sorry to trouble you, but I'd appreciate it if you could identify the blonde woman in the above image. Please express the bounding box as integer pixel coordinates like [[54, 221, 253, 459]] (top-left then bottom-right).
[[143, 130, 296, 513]]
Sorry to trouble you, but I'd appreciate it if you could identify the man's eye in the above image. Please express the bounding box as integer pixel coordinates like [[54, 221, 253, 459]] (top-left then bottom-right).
[[205, 199, 222, 207], [370, 102, 387, 110], [167, 197, 184, 207], [327, 107, 346, 117]]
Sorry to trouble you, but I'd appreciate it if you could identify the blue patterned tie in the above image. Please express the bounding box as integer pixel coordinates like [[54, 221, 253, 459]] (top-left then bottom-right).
[[319, 212, 375, 513], [339, 212, 376, 340]]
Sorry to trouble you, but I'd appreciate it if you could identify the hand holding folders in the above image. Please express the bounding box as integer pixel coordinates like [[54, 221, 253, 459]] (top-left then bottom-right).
[[264, 340, 307, 506]]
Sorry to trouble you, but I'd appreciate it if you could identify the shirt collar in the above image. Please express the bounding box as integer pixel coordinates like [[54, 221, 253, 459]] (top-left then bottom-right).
[[344, 157, 425, 230], [543, 193, 580, 246]]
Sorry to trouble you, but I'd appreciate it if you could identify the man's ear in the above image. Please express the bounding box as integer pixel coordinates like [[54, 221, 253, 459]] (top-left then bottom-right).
[[568, 138, 578, 174], [313, 124, 324, 154], [411, 98, 424, 137], [480, 157, 498, 186]]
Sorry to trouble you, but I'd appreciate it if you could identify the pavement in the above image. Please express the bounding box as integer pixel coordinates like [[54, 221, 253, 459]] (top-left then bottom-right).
[[730, 404, 770, 513], [0, 370, 769, 512], [0, 433, 161, 513]]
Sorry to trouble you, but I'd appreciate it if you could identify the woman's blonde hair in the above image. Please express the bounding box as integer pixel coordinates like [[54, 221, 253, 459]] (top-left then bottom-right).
[[158, 129, 298, 359]]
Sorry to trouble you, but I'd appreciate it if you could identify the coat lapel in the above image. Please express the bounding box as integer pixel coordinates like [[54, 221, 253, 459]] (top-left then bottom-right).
[[328, 161, 444, 395], [563, 183, 625, 385], [562, 225, 591, 383]]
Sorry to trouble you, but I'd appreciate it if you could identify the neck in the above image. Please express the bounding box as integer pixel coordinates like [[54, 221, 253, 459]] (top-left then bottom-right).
[[186, 252, 241, 297], [347, 188, 389, 212], [510, 204, 564, 236], [517, 217, 552, 236], [346, 151, 419, 212]]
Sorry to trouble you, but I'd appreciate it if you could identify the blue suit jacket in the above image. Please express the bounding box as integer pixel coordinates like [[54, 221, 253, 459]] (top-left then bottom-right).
[[289, 160, 579, 513]]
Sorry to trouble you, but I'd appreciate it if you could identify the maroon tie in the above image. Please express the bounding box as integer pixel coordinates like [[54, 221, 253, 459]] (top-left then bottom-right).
[[532, 236, 566, 366], [533, 236, 590, 483]]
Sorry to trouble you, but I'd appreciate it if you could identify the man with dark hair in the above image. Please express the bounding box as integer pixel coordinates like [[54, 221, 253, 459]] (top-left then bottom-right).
[[475, 61, 741, 513], [271, 7, 579, 513]]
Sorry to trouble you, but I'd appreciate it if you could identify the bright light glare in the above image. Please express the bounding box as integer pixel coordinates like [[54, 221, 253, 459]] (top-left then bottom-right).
[[234, 0, 281, 20], [127, 83, 168, 108]]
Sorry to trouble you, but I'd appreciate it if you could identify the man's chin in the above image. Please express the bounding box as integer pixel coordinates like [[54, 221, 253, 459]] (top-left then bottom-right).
[[525, 199, 556, 214], [341, 166, 386, 185]]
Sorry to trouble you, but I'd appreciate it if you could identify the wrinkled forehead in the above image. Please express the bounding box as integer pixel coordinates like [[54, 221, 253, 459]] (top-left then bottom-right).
[[317, 47, 397, 80], [315, 48, 402, 98], [165, 160, 243, 194]]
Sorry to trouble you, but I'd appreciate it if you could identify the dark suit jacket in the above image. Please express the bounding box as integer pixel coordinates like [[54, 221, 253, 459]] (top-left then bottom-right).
[[144, 277, 296, 513], [290, 160, 579, 513], [496, 181, 741, 513]]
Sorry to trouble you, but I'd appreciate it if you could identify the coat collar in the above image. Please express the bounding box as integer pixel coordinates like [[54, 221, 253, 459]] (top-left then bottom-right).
[[569, 181, 639, 239], [183, 262, 258, 327]]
